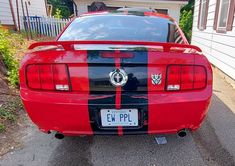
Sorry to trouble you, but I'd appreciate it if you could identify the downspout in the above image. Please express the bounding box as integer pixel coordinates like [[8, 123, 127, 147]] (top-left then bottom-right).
[[44, 0, 48, 16], [16, 0, 21, 32], [9, 0, 17, 31], [71, 0, 78, 16]]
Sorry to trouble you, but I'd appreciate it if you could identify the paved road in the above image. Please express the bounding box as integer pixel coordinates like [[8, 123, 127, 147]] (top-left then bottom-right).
[[0, 71, 235, 166]]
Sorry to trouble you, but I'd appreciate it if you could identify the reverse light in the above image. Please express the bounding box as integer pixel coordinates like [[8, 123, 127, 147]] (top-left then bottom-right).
[[166, 65, 206, 91], [26, 64, 70, 91], [55, 85, 69, 91], [167, 85, 180, 91]]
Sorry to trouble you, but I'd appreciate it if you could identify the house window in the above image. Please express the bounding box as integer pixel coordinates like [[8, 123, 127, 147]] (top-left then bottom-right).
[[198, 0, 209, 30], [218, 0, 230, 29], [214, 0, 235, 32]]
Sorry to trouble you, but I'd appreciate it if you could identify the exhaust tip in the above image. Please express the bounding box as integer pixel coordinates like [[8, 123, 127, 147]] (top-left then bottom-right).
[[55, 133, 64, 139], [178, 129, 187, 137]]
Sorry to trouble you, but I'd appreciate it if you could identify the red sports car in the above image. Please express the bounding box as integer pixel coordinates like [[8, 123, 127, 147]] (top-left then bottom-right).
[[20, 10, 212, 138]]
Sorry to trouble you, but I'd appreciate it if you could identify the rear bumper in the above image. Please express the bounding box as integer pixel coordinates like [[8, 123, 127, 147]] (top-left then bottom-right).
[[21, 87, 212, 136]]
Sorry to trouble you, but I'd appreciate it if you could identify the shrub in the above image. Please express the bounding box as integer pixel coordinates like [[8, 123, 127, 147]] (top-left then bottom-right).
[[0, 26, 25, 86], [179, 10, 193, 42], [179, 0, 194, 42], [54, 8, 62, 19]]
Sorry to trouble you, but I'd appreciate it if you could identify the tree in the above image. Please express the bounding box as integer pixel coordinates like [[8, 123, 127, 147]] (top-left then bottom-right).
[[47, 0, 74, 18], [54, 8, 62, 19], [179, 0, 194, 42], [180, 10, 193, 42]]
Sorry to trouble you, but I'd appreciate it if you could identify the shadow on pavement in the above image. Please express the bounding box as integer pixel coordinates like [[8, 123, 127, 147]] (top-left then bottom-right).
[[192, 94, 235, 166], [48, 137, 93, 166], [47, 94, 235, 166], [48, 132, 203, 166]]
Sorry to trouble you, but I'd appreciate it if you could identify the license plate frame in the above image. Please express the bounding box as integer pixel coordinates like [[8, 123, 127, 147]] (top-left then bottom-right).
[[100, 109, 138, 127]]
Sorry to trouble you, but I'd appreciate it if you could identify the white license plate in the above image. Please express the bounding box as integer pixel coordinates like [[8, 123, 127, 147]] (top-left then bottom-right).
[[101, 109, 138, 127]]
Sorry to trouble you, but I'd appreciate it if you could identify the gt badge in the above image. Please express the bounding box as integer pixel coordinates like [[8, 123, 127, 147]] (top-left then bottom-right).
[[151, 74, 162, 85], [109, 69, 128, 87]]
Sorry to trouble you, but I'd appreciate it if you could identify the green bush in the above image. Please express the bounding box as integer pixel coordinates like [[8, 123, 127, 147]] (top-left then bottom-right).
[[179, 10, 193, 42], [179, 0, 194, 43], [48, 0, 73, 18], [54, 8, 62, 19], [0, 26, 24, 86]]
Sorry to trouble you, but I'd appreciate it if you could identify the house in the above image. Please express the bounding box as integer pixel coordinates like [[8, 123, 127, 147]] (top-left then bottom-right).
[[73, 0, 188, 23], [0, 0, 47, 29], [191, 0, 235, 80]]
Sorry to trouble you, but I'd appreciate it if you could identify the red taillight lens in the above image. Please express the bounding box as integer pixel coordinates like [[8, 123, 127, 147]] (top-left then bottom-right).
[[181, 66, 194, 90], [26, 64, 70, 91], [194, 66, 206, 89], [166, 65, 206, 91], [27, 65, 41, 89], [53, 64, 70, 91], [39, 65, 54, 90], [166, 66, 181, 91]]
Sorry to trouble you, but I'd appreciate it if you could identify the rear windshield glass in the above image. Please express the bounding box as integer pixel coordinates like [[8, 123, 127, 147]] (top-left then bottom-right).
[[59, 15, 178, 43]]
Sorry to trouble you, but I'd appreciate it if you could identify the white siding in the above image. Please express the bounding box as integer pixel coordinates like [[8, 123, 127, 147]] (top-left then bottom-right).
[[12, 0, 47, 29], [192, 0, 235, 80], [74, 0, 186, 23], [0, 0, 47, 27], [0, 0, 14, 25]]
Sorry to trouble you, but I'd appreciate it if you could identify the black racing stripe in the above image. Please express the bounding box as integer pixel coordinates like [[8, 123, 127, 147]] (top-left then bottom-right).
[[122, 125, 148, 134], [121, 50, 149, 134], [92, 125, 148, 135], [87, 50, 116, 94], [87, 50, 118, 134]]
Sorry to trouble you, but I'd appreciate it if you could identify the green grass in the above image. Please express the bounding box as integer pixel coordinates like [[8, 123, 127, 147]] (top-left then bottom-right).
[[0, 97, 23, 133], [0, 123, 5, 132]]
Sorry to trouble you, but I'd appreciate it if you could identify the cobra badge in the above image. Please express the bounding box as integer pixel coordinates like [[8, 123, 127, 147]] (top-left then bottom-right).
[[151, 74, 162, 85], [109, 69, 128, 87]]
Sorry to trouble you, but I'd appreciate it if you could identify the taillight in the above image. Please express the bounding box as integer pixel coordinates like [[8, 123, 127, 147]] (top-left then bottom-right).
[[27, 65, 40, 89], [166, 65, 206, 91], [53, 64, 70, 91], [26, 64, 70, 91], [39, 65, 54, 90]]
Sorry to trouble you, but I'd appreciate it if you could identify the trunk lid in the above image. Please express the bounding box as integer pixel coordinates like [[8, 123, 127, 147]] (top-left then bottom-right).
[[26, 41, 199, 93]]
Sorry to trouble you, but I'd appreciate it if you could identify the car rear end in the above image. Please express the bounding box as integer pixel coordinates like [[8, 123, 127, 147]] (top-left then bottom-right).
[[20, 12, 212, 136]]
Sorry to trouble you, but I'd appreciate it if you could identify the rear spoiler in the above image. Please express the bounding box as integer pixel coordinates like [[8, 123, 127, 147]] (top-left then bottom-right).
[[28, 41, 202, 52]]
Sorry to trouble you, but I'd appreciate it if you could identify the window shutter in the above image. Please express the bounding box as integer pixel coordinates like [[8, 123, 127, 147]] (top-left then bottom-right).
[[198, 0, 202, 29], [203, 0, 210, 29], [227, 0, 235, 31], [213, 0, 220, 30]]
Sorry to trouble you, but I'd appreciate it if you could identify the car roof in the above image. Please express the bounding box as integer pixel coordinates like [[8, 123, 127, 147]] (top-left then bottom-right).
[[79, 10, 175, 22]]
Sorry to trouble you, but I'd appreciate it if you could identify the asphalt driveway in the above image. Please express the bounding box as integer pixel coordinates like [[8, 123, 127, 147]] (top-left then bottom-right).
[[0, 70, 235, 166]]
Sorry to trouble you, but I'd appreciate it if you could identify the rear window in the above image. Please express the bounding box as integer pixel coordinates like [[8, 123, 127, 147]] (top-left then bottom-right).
[[59, 15, 178, 43]]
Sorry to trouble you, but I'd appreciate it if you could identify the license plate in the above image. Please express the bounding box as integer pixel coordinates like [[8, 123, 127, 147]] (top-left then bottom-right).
[[101, 109, 138, 127]]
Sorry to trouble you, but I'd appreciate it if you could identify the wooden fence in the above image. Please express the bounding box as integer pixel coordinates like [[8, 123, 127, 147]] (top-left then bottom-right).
[[21, 16, 71, 38]]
